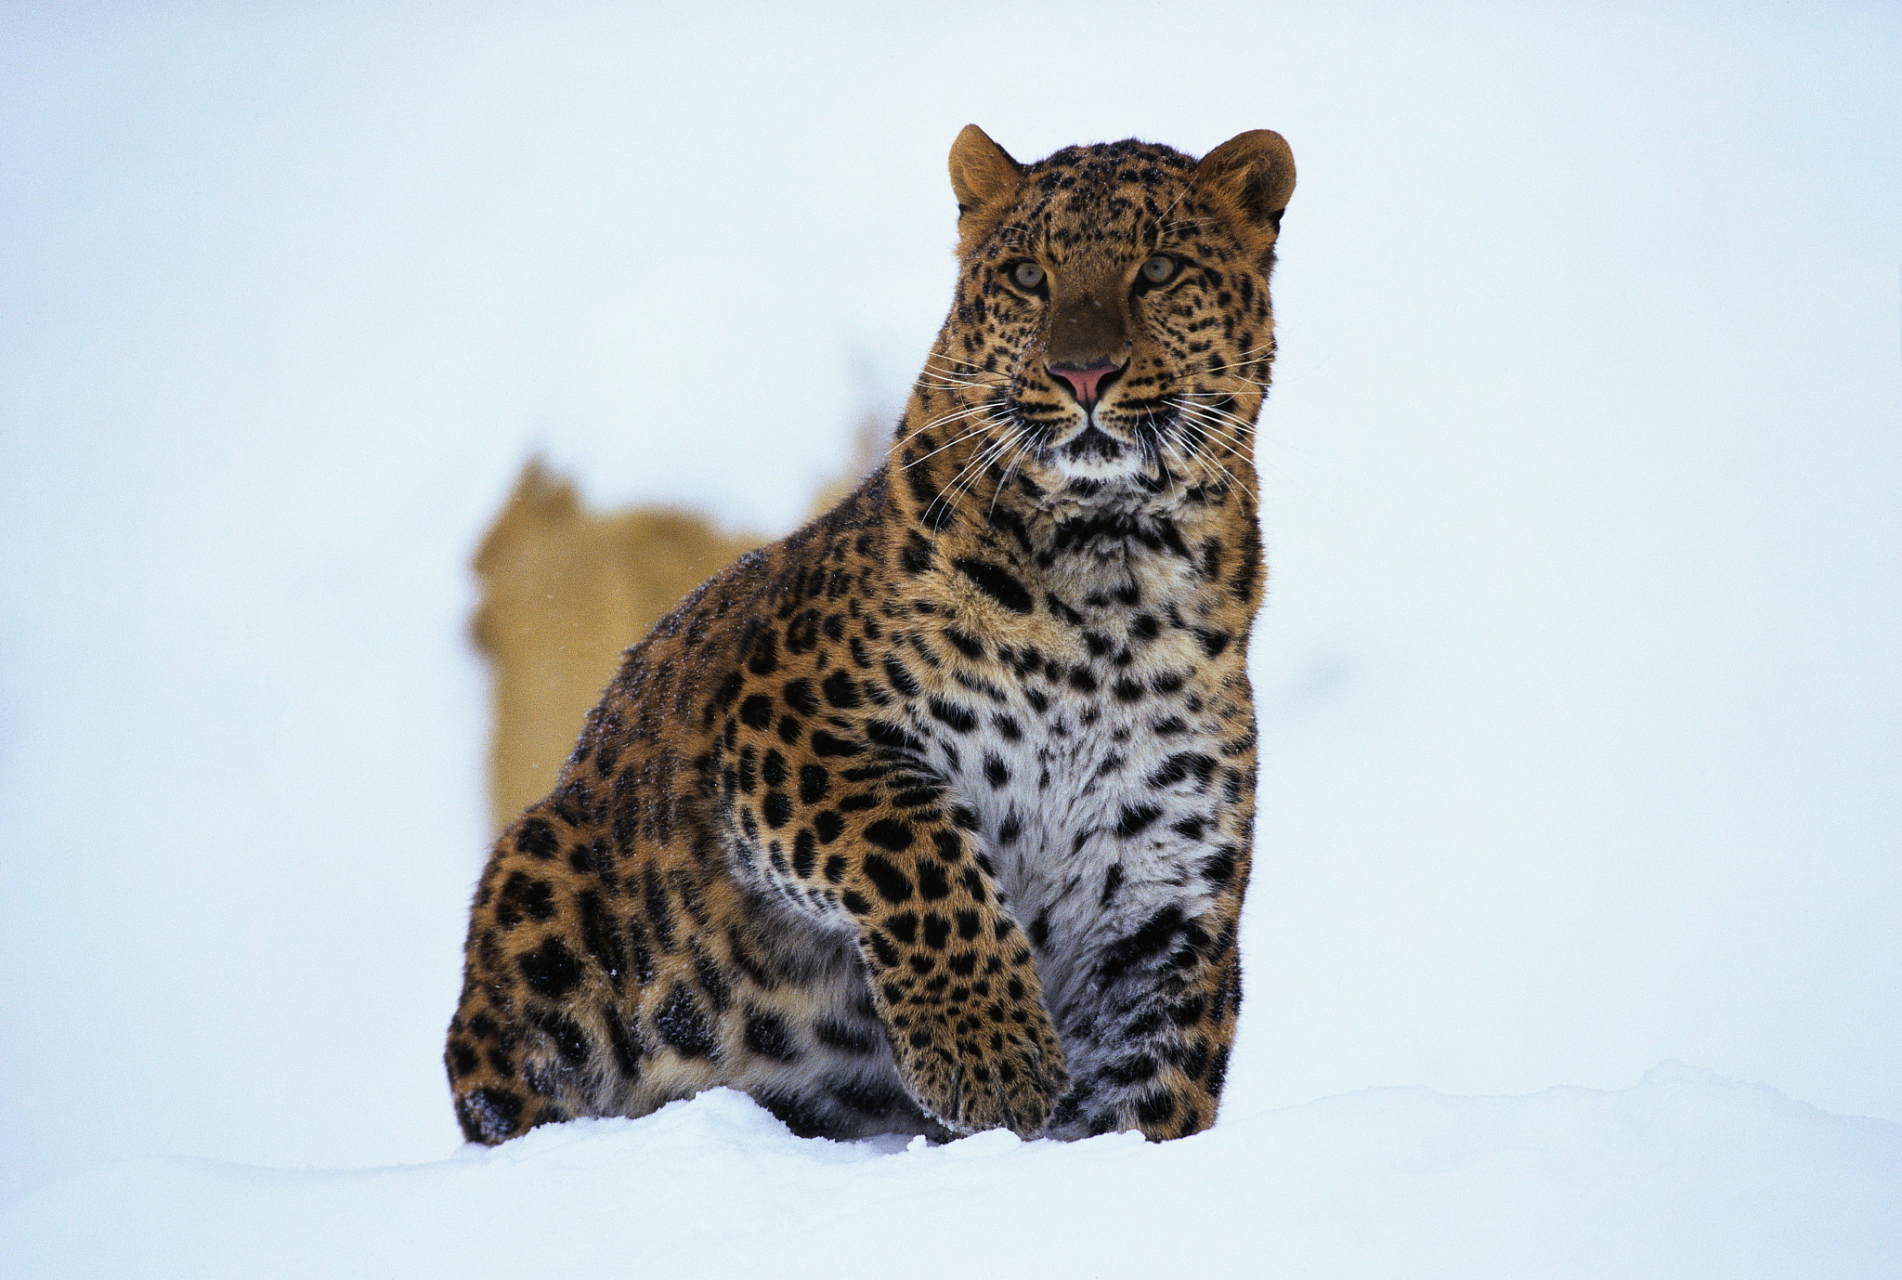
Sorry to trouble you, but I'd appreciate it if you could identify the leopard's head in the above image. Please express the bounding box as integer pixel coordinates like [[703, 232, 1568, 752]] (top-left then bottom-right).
[[915, 127, 1294, 503]]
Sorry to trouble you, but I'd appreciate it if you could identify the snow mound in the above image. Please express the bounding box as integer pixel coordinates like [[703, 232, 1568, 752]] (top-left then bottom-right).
[[4, 1064, 1895, 1279]]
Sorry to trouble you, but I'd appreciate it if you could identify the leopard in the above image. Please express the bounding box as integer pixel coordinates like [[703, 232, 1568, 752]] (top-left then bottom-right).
[[445, 124, 1296, 1145]]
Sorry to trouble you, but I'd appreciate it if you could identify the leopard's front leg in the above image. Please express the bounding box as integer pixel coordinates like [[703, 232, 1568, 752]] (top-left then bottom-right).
[[1045, 892, 1245, 1141], [724, 746, 1069, 1137], [1044, 773, 1255, 1142], [843, 808, 1069, 1136]]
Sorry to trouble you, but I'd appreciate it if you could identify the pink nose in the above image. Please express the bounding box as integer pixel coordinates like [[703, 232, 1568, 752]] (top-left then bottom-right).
[[1048, 361, 1119, 410]]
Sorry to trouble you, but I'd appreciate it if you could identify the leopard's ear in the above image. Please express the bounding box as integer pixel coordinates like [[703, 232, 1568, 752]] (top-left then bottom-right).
[[949, 125, 1024, 250], [949, 125, 1023, 216], [1195, 130, 1296, 258]]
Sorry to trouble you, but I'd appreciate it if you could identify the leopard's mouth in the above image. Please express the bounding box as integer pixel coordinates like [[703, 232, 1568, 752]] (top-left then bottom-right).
[[1038, 420, 1136, 482], [1005, 382, 1180, 484], [1038, 409, 1176, 484]]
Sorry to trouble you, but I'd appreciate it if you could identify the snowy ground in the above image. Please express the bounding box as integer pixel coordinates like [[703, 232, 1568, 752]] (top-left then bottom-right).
[[6, 1066, 1898, 1279], [2, 2, 1899, 1273]]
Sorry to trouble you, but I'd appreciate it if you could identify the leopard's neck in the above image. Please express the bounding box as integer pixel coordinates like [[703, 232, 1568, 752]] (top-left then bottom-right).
[[883, 411, 1260, 614]]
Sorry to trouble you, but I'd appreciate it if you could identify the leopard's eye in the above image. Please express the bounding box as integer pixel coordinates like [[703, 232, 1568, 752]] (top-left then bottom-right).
[[1011, 261, 1046, 290], [1139, 254, 1179, 286]]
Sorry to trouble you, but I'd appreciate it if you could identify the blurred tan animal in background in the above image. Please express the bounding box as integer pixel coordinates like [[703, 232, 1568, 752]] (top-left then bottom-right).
[[472, 421, 881, 831], [470, 463, 758, 832]]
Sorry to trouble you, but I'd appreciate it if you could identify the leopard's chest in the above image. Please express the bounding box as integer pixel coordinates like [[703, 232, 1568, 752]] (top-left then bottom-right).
[[892, 594, 1239, 1024]]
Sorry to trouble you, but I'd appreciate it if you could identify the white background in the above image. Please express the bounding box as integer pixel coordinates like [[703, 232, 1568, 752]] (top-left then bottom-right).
[[2, 0, 1897, 1205]]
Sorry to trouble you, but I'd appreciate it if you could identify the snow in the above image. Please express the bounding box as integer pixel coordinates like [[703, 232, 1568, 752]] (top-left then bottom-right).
[[5, 1067, 1897, 1278], [2, 2, 1899, 1272]]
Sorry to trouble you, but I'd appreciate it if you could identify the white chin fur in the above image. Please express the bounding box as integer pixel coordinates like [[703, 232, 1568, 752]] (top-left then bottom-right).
[[1051, 451, 1145, 482], [1047, 420, 1144, 481]]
